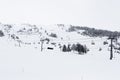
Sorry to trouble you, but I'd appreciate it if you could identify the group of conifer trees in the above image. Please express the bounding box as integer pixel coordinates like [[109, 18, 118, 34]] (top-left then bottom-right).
[[62, 43, 89, 54]]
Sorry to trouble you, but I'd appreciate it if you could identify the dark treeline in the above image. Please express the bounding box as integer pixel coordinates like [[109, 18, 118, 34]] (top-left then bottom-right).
[[68, 25, 120, 37]]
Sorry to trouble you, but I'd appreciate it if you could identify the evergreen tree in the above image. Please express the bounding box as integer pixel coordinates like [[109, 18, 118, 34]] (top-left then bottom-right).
[[71, 44, 76, 51], [67, 44, 71, 52], [0, 30, 4, 37], [62, 45, 67, 52], [76, 43, 86, 54]]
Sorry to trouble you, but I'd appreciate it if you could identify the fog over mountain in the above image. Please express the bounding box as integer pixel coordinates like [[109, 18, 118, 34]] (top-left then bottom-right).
[[0, 0, 120, 31]]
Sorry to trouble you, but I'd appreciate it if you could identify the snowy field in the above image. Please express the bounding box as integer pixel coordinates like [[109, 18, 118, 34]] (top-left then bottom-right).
[[0, 0, 120, 79], [0, 36, 120, 80]]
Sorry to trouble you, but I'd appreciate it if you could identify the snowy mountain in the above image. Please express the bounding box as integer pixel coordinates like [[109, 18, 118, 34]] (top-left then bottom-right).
[[0, 23, 120, 54], [0, 23, 120, 80]]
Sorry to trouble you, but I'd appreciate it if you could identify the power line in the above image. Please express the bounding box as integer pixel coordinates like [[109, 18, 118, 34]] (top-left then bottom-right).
[[52, 38, 108, 43]]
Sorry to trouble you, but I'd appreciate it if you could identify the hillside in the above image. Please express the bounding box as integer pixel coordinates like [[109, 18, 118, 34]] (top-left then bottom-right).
[[0, 23, 120, 80], [0, 23, 120, 54]]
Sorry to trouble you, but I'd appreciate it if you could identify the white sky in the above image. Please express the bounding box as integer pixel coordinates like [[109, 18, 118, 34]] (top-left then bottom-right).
[[0, 0, 120, 31]]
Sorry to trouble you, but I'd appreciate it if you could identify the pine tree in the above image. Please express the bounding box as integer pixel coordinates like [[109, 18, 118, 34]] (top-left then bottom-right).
[[71, 44, 76, 51], [67, 44, 71, 52], [62, 45, 67, 52], [76, 43, 86, 54], [0, 30, 4, 37]]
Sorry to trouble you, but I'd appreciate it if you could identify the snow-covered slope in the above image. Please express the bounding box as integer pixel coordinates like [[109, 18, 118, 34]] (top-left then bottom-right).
[[0, 23, 120, 80]]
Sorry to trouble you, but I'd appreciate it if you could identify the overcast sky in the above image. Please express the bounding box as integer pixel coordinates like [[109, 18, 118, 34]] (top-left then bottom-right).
[[0, 0, 120, 31]]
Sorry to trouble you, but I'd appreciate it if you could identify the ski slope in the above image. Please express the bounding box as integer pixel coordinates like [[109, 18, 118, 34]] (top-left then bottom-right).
[[0, 24, 120, 80]]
